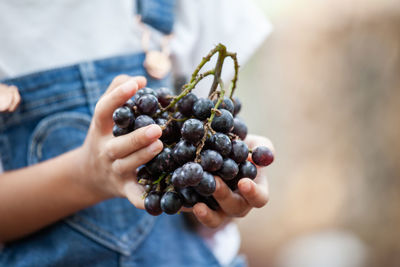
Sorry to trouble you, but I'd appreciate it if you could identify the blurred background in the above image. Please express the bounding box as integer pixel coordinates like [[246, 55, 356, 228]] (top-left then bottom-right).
[[237, 0, 400, 266]]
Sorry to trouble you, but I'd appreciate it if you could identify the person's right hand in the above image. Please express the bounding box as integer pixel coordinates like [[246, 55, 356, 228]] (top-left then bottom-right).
[[76, 75, 164, 209]]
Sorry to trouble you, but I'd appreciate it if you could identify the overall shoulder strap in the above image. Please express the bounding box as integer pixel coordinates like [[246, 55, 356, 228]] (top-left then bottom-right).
[[136, 0, 176, 34]]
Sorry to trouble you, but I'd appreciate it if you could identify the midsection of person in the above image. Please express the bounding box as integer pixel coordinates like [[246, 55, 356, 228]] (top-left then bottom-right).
[[0, 1, 271, 266]]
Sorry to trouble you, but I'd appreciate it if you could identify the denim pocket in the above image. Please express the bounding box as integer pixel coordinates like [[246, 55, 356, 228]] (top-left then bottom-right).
[[27, 111, 156, 256], [0, 135, 11, 172], [28, 111, 91, 165]]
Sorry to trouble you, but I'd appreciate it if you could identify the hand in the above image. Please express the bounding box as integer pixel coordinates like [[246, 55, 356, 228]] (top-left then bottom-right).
[[76, 75, 164, 208], [0, 84, 20, 112], [192, 134, 274, 228]]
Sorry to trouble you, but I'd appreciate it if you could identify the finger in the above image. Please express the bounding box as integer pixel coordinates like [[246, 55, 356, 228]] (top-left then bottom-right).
[[105, 75, 147, 95], [238, 178, 269, 208], [8, 86, 21, 112], [212, 177, 250, 217], [123, 180, 146, 209], [245, 134, 275, 153], [94, 79, 139, 132], [0, 86, 14, 112], [111, 140, 163, 176], [105, 124, 162, 160], [193, 202, 227, 228]]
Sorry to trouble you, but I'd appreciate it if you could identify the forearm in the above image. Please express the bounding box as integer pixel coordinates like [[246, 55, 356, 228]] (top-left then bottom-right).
[[0, 147, 105, 243]]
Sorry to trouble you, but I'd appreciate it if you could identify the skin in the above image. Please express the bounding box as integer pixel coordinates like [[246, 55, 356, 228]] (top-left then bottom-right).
[[0, 75, 273, 242], [0, 84, 21, 112], [192, 134, 273, 228]]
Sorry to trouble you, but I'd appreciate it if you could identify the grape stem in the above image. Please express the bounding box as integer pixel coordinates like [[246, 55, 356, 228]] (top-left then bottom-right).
[[160, 43, 239, 112], [160, 70, 214, 112], [153, 173, 167, 185], [156, 43, 240, 175], [195, 78, 226, 161]]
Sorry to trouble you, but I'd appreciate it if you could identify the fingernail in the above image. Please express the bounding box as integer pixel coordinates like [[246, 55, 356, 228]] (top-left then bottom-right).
[[148, 140, 162, 153], [145, 125, 161, 139], [241, 180, 251, 193]]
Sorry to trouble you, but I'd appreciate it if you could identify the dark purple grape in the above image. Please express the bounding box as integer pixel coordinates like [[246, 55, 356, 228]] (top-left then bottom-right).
[[218, 158, 239, 181], [146, 157, 164, 175], [172, 111, 186, 129], [200, 150, 223, 172], [233, 97, 242, 116], [113, 106, 134, 128], [177, 93, 198, 116], [145, 192, 162, 216], [238, 161, 257, 179], [159, 111, 169, 119], [123, 98, 135, 110], [136, 87, 157, 98], [161, 191, 183, 215], [252, 146, 274, 166], [172, 140, 196, 165], [146, 147, 176, 175], [232, 117, 248, 140], [201, 196, 220, 211], [161, 147, 177, 172], [214, 97, 234, 114], [155, 87, 173, 107], [171, 167, 185, 188], [134, 115, 155, 130], [181, 119, 205, 144], [210, 133, 232, 157], [136, 94, 158, 115], [225, 175, 240, 191], [181, 162, 204, 186], [152, 147, 176, 173], [204, 134, 213, 148], [193, 98, 214, 120], [137, 165, 154, 181], [144, 184, 153, 192], [156, 118, 180, 144], [194, 172, 216, 196], [230, 140, 249, 163], [179, 187, 201, 208], [112, 125, 130, 137], [211, 109, 234, 133]]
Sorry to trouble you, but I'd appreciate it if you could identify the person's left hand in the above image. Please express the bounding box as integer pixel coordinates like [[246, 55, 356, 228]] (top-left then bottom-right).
[[192, 134, 274, 228]]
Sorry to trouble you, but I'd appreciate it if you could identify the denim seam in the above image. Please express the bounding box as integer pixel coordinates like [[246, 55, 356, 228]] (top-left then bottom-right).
[[0, 98, 87, 131], [27, 112, 91, 165], [125, 213, 157, 253], [79, 62, 102, 115], [1, 69, 80, 93], [23, 88, 83, 110], [0, 135, 11, 170], [64, 217, 132, 256]]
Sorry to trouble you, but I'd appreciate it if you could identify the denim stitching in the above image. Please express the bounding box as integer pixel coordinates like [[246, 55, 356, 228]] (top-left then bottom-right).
[[0, 98, 87, 131], [0, 135, 11, 171], [1, 67, 80, 93], [125, 213, 157, 253], [64, 217, 131, 256], [27, 112, 91, 165], [79, 62, 101, 115]]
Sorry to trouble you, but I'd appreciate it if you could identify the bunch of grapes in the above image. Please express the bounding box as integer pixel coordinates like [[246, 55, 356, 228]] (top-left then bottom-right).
[[112, 44, 274, 216]]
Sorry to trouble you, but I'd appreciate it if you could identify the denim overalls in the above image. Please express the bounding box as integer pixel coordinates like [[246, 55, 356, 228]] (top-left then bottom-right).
[[0, 1, 246, 266]]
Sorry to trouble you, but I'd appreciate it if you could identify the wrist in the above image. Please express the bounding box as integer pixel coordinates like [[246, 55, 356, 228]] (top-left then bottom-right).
[[71, 146, 110, 205]]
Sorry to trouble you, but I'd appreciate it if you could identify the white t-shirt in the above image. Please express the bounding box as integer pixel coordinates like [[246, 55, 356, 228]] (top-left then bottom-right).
[[0, 1, 272, 265], [0, 0, 272, 94]]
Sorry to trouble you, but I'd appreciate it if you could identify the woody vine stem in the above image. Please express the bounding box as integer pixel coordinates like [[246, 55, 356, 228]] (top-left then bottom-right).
[[153, 43, 239, 183]]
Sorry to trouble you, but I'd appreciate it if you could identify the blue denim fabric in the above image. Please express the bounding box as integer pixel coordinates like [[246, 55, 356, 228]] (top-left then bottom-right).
[[0, 52, 246, 267], [137, 0, 176, 34]]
